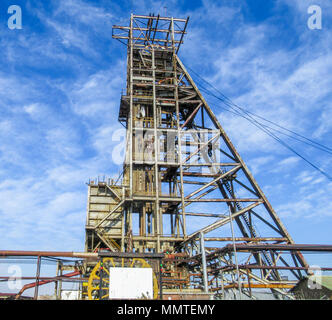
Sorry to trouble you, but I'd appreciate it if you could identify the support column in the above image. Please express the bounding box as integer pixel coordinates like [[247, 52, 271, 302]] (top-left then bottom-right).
[[200, 232, 208, 293], [34, 256, 41, 300], [173, 23, 186, 237], [129, 14, 134, 199], [152, 48, 161, 252]]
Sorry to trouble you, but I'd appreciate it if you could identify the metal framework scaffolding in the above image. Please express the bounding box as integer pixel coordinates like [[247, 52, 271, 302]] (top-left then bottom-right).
[[80, 14, 332, 300], [1, 247, 332, 300], [0, 14, 331, 301]]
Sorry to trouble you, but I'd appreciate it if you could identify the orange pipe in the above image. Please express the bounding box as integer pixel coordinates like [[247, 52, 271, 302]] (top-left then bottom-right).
[[15, 270, 80, 300]]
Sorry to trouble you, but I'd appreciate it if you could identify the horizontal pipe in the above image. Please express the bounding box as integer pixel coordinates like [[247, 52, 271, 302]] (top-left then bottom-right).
[[203, 237, 288, 242], [113, 25, 187, 34], [132, 15, 188, 22], [186, 198, 263, 202], [98, 252, 164, 259], [164, 253, 188, 259], [112, 35, 183, 44], [0, 276, 88, 282], [208, 264, 332, 274], [221, 243, 332, 253], [222, 283, 295, 290], [0, 250, 98, 259]]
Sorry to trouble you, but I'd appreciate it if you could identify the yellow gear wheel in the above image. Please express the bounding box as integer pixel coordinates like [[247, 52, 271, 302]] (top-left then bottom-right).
[[87, 257, 159, 300]]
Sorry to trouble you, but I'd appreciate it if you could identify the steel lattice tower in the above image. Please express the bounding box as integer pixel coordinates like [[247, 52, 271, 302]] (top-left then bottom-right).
[[84, 14, 309, 299]]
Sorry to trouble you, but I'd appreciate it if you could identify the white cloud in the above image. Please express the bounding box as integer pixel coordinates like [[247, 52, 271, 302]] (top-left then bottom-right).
[[64, 64, 126, 118], [46, 19, 92, 52], [45, 126, 82, 159], [278, 156, 300, 167], [182, 1, 332, 159], [53, 0, 114, 26], [0, 120, 12, 133], [296, 170, 316, 184], [274, 169, 332, 219], [277, 182, 332, 219], [218, 111, 282, 153], [313, 106, 332, 138], [23, 103, 39, 115], [279, 0, 332, 13], [32, 0, 115, 58], [246, 155, 275, 175], [0, 175, 86, 250]]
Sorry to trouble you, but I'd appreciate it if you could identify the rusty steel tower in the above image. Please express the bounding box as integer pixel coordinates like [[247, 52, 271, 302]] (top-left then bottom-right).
[[84, 14, 309, 299]]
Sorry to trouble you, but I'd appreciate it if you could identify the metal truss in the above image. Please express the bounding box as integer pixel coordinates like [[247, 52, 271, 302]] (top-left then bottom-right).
[[83, 14, 316, 298]]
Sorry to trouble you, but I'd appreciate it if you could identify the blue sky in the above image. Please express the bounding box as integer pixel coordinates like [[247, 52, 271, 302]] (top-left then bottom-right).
[[0, 0, 331, 268]]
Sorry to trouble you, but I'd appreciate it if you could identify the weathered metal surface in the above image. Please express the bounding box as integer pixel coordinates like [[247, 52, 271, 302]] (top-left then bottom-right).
[[78, 13, 328, 299], [0, 250, 98, 258]]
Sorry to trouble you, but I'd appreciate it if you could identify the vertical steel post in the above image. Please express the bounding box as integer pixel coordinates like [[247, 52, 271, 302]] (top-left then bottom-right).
[[173, 18, 187, 237], [200, 232, 208, 293], [159, 258, 163, 300], [55, 260, 59, 299], [129, 14, 133, 200], [99, 257, 104, 300], [152, 48, 161, 252], [58, 262, 63, 300], [34, 256, 41, 300], [247, 268, 252, 299], [229, 207, 242, 299], [221, 270, 225, 299]]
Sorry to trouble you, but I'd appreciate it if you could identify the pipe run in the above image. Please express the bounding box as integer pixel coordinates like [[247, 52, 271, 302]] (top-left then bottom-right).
[[0, 250, 98, 259]]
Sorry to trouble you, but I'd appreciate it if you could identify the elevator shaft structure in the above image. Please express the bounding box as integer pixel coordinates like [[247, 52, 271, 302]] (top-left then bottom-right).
[[84, 14, 309, 298]]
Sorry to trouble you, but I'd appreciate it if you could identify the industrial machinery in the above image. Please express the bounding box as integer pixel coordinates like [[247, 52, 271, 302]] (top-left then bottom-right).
[[82, 14, 313, 300], [1, 13, 331, 301]]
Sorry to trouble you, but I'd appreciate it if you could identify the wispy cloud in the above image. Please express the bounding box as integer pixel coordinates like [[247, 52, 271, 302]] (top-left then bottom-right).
[[65, 64, 126, 118]]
